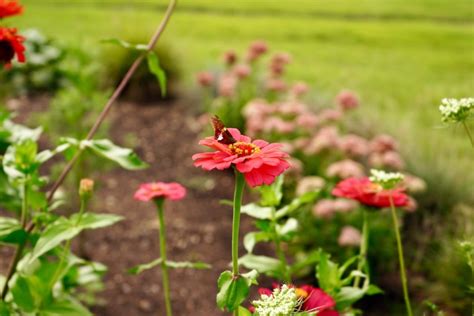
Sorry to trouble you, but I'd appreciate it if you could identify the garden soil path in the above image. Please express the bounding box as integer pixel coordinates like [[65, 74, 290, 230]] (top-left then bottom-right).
[[3, 98, 253, 316]]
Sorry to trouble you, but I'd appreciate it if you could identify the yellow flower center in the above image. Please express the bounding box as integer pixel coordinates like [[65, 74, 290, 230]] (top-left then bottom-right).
[[228, 142, 260, 156], [295, 288, 308, 299]]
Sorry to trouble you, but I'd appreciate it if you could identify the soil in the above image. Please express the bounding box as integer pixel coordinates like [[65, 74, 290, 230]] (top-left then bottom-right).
[[2, 97, 255, 316]]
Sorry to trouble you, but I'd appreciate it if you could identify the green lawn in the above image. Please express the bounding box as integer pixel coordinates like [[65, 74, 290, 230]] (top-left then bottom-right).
[[13, 0, 474, 200]]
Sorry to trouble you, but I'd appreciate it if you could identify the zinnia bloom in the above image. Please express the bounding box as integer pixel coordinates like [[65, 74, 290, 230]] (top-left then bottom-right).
[[134, 182, 186, 202], [0, 27, 25, 67], [253, 285, 339, 316], [332, 177, 409, 208], [0, 0, 22, 19], [192, 127, 290, 187]]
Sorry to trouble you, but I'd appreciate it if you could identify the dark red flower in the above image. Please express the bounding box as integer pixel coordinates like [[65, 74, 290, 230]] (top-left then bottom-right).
[[0, 0, 22, 19], [0, 27, 25, 67], [251, 285, 339, 316], [332, 177, 409, 208], [134, 182, 186, 202]]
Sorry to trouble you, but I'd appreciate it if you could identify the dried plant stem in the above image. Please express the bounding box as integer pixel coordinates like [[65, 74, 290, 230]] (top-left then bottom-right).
[[2, 0, 178, 301], [462, 121, 474, 147]]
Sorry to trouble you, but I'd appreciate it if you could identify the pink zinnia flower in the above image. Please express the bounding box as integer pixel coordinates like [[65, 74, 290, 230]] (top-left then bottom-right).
[[134, 182, 186, 202], [338, 226, 362, 247], [332, 177, 409, 208], [192, 127, 290, 187], [196, 71, 214, 87], [336, 90, 359, 111], [326, 159, 365, 179]]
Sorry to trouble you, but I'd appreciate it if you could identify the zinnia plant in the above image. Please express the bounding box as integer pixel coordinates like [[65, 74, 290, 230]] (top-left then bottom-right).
[[193, 116, 290, 314], [333, 169, 413, 316], [0, 0, 22, 19], [0, 27, 25, 67], [132, 181, 185, 316]]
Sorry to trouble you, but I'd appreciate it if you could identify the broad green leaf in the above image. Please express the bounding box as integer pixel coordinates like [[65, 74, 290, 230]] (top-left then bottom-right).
[[241, 203, 273, 220], [86, 139, 148, 170], [36, 143, 71, 164], [216, 271, 250, 311], [3, 119, 42, 143], [290, 249, 321, 276], [147, 52, 167, 97], [316, 252, 340, 295], [241, 269, 259, 286], [0, 217, 27, 244], [239, 254, 281, 276], [335, 286, 366, 310], [101, 38, 148, 51], [29, 213, 122, 264], [275, 191, 317, 219], [0, 301, 10, 316], [276, 218, 298, 236], [10, 276, 37, 312], [71, 213, 123, 230], [258, 175, 283, 207], [165, 260, 211, 270], [39, 297, 92, 316], [243, 231, 271, 253]]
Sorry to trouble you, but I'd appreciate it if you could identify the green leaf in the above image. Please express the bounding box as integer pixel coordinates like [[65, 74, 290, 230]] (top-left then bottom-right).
[[275, 191, 317, 219], [241, 203, 273, 220], [238, 306, 252, 316], [39, 297, 92, 316], [0, 301, 10, 316], [10, 276, 37, 313], [165, 260, 211, 270], [258, 175, 283, 207], [316, 252, 340, 295], [147, 52, 167, 97], [239, 254, 281, 276], [29, 213, 122, 264], [129, 258, 211, 275], [36, 143, 71, 164], [85, 139, 148, 170], [335, 286, 366, 310], [0, 216, 27, 244], [243, 231, 271, 253], [128, 258, 163, 275], [276, 218, 298, 236], [101, 38, 148, 51], [366, 284, 384, 295], [216, 271, 250, 311], [290, 249, 321, 276]]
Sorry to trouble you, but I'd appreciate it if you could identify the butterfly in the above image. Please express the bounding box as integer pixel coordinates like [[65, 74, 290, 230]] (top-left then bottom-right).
[[211, 115, 237, 145]]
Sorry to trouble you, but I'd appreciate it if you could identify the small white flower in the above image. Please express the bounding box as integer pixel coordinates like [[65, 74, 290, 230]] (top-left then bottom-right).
[[439, 98, 474, 123], [369, 169, 404, 189], [252, 285, 299, 316]]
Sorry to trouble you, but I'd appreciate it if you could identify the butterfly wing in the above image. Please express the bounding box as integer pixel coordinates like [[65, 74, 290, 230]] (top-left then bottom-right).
[[211, 116, 237, 144]]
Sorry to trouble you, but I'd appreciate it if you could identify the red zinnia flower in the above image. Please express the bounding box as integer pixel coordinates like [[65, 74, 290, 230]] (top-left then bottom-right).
[[134, 182, 186, 202], [192, 127, 290, 187], [0, 27, 25, 67], [332, 177, 409, 208], [0, 0, 22, 19], [252, 285, 339, 316]]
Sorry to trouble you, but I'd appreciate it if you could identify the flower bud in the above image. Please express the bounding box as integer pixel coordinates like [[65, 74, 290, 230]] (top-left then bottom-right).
[[79, 178, 94, 198]]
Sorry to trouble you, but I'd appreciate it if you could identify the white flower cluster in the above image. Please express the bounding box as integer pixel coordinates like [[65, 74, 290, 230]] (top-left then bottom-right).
[[439, 98, 474, 123], [252, 285, 298, 316], [369, 169, 404, 189]]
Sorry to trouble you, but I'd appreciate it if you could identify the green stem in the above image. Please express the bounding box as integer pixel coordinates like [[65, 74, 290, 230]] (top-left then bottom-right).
[[271, 209, 291, 283], [232, 171, 245, 316], [354, 208, 369, 288], [389, 196, 413, 316], [462, 121, 474, 148], [1, 181, 29, 301], [156, 199, 173, 316]]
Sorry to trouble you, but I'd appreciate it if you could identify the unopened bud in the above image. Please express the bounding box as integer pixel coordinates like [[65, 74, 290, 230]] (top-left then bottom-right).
[[79, 178, 94, 198]]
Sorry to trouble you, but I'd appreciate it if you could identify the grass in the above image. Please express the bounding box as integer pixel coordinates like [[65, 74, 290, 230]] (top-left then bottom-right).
[[12, 0, 474, 201]]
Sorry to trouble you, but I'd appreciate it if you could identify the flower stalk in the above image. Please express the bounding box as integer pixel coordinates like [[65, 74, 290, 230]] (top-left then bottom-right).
[[354, 208, 368, 288], [389, 195, 413, 316], [231, 170, 245, 316], [155, 199, 173, 316]]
